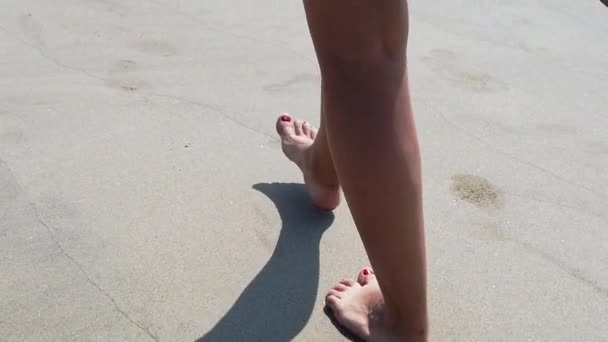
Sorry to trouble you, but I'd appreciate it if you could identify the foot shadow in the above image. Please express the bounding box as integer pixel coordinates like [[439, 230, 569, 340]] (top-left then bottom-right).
[[197, 182, 334, 342]]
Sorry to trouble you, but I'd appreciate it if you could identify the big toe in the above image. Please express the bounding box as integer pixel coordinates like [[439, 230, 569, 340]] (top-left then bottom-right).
[[357, 267, 376, 285], [276, 113, 295, 137]]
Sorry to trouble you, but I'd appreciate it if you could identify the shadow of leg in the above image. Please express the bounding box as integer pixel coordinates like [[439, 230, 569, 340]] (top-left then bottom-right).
[[197, 183, 334, 341]]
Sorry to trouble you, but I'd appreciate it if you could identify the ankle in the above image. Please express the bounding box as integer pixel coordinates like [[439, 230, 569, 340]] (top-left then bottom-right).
[[305, 148, 339, 188], [382, 307, 428, 342]]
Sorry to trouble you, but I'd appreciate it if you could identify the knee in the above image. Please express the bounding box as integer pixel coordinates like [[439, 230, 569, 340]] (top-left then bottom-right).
[[319, 57, 406, 104]]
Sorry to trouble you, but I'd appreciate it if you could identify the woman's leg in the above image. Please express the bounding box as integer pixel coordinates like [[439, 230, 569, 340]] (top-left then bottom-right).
[[276, 0, 427, 339], [304, 0, 428, 340]]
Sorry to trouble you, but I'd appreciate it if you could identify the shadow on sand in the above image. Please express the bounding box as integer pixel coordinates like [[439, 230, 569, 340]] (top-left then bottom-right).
[[197, 182, 334, 341]]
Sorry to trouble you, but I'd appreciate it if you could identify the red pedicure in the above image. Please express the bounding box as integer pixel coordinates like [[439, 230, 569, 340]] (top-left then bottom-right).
[[281, 115, 291, 122], [363, 269, 370, 276]]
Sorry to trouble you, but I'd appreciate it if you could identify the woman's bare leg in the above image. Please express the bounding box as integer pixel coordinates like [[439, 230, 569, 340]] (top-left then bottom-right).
[[303, 0, 428, 340]]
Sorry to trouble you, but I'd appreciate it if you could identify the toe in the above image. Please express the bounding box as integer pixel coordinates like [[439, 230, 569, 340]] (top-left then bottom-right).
[[327, 289, 343, 299], [294, 120, 305, 135], [276, 114, 295, 137], [357, 267, 375, 285], [302, 121, 313, 137], [326, 294, 340, 306], [333, 283, 348, 292], [339, 278, 357, 287]]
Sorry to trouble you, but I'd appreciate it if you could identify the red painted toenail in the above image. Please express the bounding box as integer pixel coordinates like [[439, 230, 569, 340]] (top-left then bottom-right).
[[363, 269, 369, 276], [280, 115, 291, 122]]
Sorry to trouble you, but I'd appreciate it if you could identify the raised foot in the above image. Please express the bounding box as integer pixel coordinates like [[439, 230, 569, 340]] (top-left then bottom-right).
[[276, 113, 340, 210]]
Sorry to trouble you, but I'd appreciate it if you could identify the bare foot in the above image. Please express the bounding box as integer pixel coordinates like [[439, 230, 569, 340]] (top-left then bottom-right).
[[276, 114, 340, 210], [327, 267, 421, 342]]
